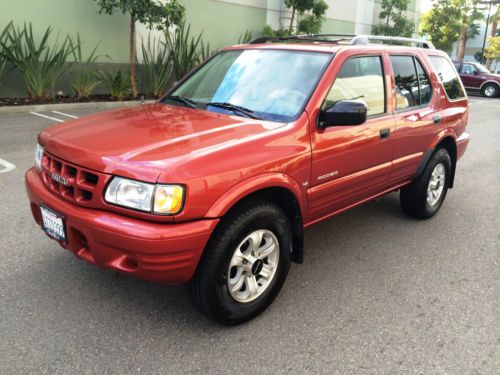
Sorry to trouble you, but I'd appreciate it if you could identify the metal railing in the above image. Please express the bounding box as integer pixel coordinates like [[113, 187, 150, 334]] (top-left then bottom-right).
[[249, 34, 435, 49]]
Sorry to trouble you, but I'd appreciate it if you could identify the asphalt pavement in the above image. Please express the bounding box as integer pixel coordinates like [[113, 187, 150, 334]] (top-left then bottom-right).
[[0, 97, 499, 374]]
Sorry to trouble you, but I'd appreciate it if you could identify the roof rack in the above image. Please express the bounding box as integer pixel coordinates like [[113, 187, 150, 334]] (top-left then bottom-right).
[[351, 35, 435, 49], [249, 34, 355, 45], [249, 34, 435, 49]]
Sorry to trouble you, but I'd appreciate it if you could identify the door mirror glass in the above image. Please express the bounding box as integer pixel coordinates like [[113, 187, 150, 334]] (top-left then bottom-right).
[[319, 99, 368, 128]]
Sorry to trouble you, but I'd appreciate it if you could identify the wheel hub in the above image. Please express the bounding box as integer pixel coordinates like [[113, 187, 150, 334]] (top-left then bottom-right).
[[251, 259, 264, 275], [427, 162, 446, 207], [227, 229, 280, 303]]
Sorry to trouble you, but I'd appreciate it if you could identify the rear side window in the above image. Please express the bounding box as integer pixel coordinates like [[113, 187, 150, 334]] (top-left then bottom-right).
[[325, 56, 385, 116], [390, 55, 432, 110], [415, 60, 432, 105], [429, 56, 466, 100]]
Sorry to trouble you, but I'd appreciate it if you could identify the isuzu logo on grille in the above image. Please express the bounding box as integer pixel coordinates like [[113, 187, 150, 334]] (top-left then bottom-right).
[[51, 172, 69, 186]]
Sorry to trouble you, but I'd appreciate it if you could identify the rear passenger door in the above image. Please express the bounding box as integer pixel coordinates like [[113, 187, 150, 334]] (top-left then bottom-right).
[[308, 55, 395, 221], [389, 55, 437, 185]]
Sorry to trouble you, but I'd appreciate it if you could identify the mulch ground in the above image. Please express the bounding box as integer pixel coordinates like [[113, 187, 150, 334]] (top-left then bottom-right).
[[0, 94, 160, 107]]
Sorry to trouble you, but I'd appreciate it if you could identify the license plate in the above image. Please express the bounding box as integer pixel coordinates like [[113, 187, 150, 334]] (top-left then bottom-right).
[[40, 206, 66, 242]]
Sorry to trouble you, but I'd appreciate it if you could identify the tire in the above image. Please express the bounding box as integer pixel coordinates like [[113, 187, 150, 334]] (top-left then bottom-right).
[[400, 148, 452, 220], [187, 200, 292, 325], [481, 83, 499, 98]]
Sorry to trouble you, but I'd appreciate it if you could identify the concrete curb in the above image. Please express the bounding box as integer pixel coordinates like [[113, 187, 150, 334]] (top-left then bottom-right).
[[0, 100, 157, 114]]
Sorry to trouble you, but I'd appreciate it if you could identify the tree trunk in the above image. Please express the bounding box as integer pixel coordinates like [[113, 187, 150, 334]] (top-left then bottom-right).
[[457, 14, 468, 62], [289, 7, 296, 33], [385, 4, 393, 34], [130, 15, 137, 98], [486, 20, 498, 70]]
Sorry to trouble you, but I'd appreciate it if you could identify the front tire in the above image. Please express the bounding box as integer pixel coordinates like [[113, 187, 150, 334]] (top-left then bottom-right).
[[482, 83, 499, 98], [188, 201, 292, 325], [400, 148, 451, 219]]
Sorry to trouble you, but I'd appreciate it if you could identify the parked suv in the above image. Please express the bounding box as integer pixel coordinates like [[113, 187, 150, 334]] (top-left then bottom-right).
[[26, 35, 470, 325], [454, 61, 500, 98]]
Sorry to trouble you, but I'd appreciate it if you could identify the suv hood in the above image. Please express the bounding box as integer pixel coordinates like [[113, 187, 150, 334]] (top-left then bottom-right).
[[40, 103, 284, 182]]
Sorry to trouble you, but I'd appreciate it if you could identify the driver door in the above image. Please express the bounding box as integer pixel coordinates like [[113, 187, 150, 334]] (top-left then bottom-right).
[[308, 54, 395, 221], [459, 63, 482, 89]]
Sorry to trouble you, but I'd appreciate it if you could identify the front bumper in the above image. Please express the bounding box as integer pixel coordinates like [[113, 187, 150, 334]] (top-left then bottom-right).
[[25, 168, 218, 284]]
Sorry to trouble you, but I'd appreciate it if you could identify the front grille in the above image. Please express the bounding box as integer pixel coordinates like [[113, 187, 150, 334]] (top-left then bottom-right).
[[41, 152, 106, 207]]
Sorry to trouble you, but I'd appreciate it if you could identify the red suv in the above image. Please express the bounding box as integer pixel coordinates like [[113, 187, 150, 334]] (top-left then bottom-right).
[[26, 35, 470, 325], [454, 61, 500, 98]]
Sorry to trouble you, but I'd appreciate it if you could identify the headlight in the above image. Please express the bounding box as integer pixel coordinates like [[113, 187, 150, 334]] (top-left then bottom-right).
[[104, 177, 185, 215], [35, 143, 44, 171]]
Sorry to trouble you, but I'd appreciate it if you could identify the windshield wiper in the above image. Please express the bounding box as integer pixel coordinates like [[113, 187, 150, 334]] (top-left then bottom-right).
[[166, 95, 198, 109], [206, 102, 262, 120]]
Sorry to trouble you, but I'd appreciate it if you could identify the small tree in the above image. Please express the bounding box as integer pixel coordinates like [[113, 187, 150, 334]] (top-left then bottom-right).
[[298, 0, 329, 34], [420, 1, 461, 52], [93, 0, 185, 97], [485, 35, 500, 68], [372, 0, 415, 38], [284, 0, 328, 34], [420, 0, 481, 55], [454, 0, 482, 61], [486, 6, 500, 70]]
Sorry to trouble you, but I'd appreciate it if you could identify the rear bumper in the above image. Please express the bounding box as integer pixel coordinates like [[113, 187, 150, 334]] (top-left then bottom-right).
[[25, 168, 218, 284], [456, 131, 470, 160]]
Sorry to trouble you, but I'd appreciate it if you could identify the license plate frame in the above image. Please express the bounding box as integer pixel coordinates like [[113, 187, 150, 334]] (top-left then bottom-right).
[[40, 205, 67, 242]]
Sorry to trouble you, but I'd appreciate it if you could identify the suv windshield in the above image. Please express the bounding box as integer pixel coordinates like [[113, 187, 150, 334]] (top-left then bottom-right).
[[163, 49, 332, 122], [475, 64, 490, 74]]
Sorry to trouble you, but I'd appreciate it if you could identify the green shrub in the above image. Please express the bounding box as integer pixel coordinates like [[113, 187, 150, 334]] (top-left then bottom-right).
[[164, 23, 203, 81], [2, 23, 74, 99], [99, 70, 130, 100], [0, 21, 13, 85], [262, 25, 291, 37], [141, 35, 172, 97], [200, 40, 218, 62], [237, 30, 253, 44], [69, 34, 105, 99]]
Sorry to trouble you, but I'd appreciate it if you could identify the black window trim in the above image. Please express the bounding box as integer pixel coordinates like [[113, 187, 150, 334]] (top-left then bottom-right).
[[318, 53, 388, 127], [389, 54, 434, 115]]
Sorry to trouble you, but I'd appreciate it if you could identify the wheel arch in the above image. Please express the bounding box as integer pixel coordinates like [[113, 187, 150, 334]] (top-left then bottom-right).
[[418, 135, 457, 188], [480, 80, 500, 91], [206, 174, 305, 264]]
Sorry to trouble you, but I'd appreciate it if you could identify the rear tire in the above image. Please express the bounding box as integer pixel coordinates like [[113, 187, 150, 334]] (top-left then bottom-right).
[[482, 83, 499, 98], [187, 201, 292, 325], [400, 148, 451, 219]]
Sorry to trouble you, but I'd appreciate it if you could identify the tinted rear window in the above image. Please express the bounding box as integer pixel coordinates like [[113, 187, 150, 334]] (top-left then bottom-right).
[[429, 56, 466, 100]]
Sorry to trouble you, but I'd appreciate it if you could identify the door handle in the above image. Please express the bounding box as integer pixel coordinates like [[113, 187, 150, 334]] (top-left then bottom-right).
[[380, 128, 390, 139], [433, 115, 442, 124]]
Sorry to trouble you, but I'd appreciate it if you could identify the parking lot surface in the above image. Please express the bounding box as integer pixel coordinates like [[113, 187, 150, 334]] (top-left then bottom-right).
[[0, 97, 499, 374]]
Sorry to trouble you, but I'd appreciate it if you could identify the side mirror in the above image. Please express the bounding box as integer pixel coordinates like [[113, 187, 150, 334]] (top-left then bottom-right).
[[318, 99, 368, 129], [473, 70, 479, 75]]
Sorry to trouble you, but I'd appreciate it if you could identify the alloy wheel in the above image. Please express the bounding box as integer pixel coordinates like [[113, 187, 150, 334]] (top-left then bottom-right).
[[227, 229, 280, 303]]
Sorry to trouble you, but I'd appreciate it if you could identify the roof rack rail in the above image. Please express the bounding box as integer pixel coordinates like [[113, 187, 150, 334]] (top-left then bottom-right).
[[249, 34, 435, 49], [351, 35, 435, 49], [249, 33, 355, 45]]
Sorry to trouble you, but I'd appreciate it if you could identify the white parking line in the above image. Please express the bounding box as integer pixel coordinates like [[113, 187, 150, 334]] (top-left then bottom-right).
[[0, 158, 16, 173], [29, 111, 65, 123], [52, 111, 79, 119]]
